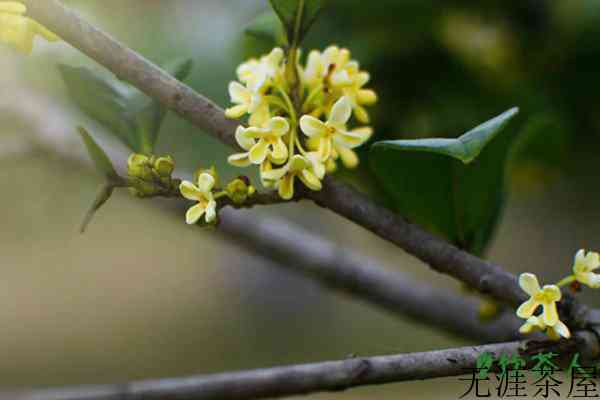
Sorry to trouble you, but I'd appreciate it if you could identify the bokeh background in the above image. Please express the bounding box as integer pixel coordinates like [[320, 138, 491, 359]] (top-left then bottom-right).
[[1, 0, 600, 398]]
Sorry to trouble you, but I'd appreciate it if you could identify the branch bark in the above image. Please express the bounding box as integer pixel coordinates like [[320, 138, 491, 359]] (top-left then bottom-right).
[[9, 332, 599, 400], [21, 0, 528, 308]]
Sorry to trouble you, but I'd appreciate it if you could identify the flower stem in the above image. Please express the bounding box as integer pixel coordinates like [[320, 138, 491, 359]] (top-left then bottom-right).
[[556, 275, 576, 287]]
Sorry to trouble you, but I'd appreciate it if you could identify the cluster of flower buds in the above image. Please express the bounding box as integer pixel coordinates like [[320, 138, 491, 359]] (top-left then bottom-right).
[[0, 1, 59, 54], [516, 249, 600, 340], [127, 154, 179, 198], [226, 46, 377, 200]]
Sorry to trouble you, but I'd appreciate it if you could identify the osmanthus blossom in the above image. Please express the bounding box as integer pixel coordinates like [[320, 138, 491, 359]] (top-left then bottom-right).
[[226, 46, 377, 200], [516, 273, 562, 326], [262, 155, 322, 200], [179, 173, 217, 225], [0, 1, 59, 54], [572, 249, 600, 288], [300, 96, 371, 161]]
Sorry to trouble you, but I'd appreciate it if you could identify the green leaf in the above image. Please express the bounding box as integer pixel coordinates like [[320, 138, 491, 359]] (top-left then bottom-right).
[[78, 126, 120, 183], [245, 11, 287, 47], [269, 0, 324, 46], [370, 108, 519, 255], [60, 58, 193, 154]]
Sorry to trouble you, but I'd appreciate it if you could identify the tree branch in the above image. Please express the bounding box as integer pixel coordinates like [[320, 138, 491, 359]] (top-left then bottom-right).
[[21, 0, 529, 308], [10, 332, 599, 400], [218, 208, 521, 343]]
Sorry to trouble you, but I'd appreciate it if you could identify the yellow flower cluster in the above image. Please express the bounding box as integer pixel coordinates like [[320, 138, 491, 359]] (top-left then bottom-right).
[[516, 249, 600, 340], [226, 46, 377, 200], [0, 1, 58, 54]]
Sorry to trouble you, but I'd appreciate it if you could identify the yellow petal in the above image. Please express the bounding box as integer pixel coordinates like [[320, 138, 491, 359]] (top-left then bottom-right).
[[278, 174, 295, 200], [197, 172, 215, 194], [185, 203, 206, 225], [288, 155, 309, 173], [543, 285, 561, 302], [227, 153, 252, 168], [299, 169, 322, 191], [268, 116, 290, 136], [249, 102, 270, 127], [180, 181, 201, 201], [329, 96, 352, 126], [225, 105, 248, 119], [357, 89, 378, 105], [228, 81, 250, 105], [577, 271, 600, 288], [300, 115, 326, 138], [353, 105, 370, 124], [519, 273, 541, 296], [542, 301, 559, 326], [249, 139, 269, 165], [270, 138, 288, 164], [235, 126, 256, 150], [516, 298, 539, 319], [337, 145, 359, 169], [261, 165, 287, 182], [205, 200, 217, 223], [551, 320, 571, 339], [318, 137, 333, 161]]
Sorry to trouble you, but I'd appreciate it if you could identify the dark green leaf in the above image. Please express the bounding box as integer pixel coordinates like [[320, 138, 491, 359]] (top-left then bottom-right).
[[370, 108, 519, 255], [78, 126, 120, 183], [80, 183, 115, 234], [269, 0, 324, 46], [60, 58, 193, 153], [245, 11, 287, 47]]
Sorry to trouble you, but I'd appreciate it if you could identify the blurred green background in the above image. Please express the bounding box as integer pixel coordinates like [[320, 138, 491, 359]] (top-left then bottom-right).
[[1, 1, 600, 398]]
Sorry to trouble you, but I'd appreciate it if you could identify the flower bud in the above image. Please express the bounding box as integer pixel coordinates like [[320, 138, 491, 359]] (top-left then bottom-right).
[[226, 177, 254, 205], [154, 156, 175, 178], [127, 153, 153, 180]]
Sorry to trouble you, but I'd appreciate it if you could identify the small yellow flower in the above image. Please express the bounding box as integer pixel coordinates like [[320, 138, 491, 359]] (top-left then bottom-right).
[[516, 273, 562, 326], [242, 116, 290, 165], [573, 249, 600, 288], [0, 1, 58, 54], [228, 126, 258, 168], [237, 47, 284, 92], [180, 173, 217, 225], [224, 81, 267, 120], [300, 96, 371, 161], [519, 315, 570, 341], [262, 155, 322, 200]]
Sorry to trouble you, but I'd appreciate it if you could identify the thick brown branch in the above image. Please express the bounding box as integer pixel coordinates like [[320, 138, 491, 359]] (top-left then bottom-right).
[[9, 333, 599, 400]]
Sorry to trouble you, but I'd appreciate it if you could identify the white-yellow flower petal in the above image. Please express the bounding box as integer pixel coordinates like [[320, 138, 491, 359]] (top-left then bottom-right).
[[249, 139, 270, 165], [268, 116, 290, 137], [180, 181, 201, 201], [543, 285, 562, 302], [519, 273, 541, 297], [235, 126, 255, 150], [288, 155, 309, 172], [225, 105, 248, 119], [336, 145, 359, 169], [228, 152, 252, 167], [357, 89, 378, 105], [197, 173, 215, 194], [185, 203, 206, 225], [205, 199, 217, 223], [542, 301, 559, 326], [229, 81, 250, 105], [318, 137, 333, 161], [551, 320, 571, 339], [516, 298, 539, 319], [270, 138, 288, 164], [300, 115, 327, 137], [299, 169, 322, 191], [278, 174, 295, 200], [578, 271, 600, 288], [329, 96, 352, 126]]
